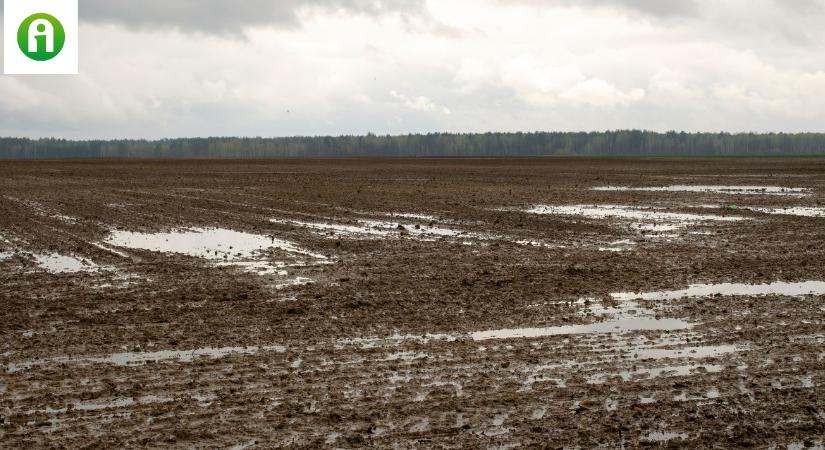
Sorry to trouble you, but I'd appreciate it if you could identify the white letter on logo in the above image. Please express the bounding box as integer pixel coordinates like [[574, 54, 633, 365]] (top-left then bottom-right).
[[28, 18, 54, 53]]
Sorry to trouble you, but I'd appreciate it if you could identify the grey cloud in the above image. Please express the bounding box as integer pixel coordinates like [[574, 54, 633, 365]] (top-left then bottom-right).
[[79, 0, 427, 34], [774, 0, 825, 14], [501, 0, 699, 18], [573, 0, 699, 17]]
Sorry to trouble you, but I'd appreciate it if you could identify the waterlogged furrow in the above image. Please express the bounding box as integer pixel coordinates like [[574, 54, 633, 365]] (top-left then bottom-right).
[[271, 217, 489, 241], [6, 345, 287, 372], [613, 280, 825, 301], [470, 318, 692, 341], [593, 185, 809, 195], [746, 206, 825, 218], [525, 204, 744, 238]]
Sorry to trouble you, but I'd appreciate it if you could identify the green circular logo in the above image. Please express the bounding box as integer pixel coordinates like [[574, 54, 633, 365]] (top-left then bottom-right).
[[17, 13, 66, 61]]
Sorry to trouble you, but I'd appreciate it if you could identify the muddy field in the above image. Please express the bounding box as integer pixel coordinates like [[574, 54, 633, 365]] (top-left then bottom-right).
[[1, 157, 824, 449]]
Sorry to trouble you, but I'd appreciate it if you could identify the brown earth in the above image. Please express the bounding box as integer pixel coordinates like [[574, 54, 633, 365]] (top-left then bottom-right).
[[1, 157, 825, 448]]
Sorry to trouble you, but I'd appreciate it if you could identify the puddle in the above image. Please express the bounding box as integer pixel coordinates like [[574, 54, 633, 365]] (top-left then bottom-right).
[[386, 212, 437, 221], [215, 260, 288, 276], [89, 241, 132, 258], [104, 228, 326, 280], [1, 235, 110, 274], [92, 273, 147, 290], [274, 276, 314, 289], [480, 414, 511, 438], [409, 418, 430, 433], [277, 216, 561, 249], [480, 281, 825, 342], [613, 280, 825, 301], [588, 363, 723, 384], [473, 293, 694, 341], [801, 375, 815, 388], [526, 205, 742, 238], [272, 218, 485, 242], [594, 185, 808, 195], [7, 345, 286, 372], [106, 228, 325, 260], [746, 207, 825, 218], [782, 442, 824, 450], [705, 386, 720, 399], [31, 253, 104, 274], [337, 332, 458, 349], [642, 431, 689, 443], [471, 318, 691, 341], [528, 205, 740, 224], [29, 395, 174, 415], [51, 214, 79, 224], [629, 345, 738, 360], [599, 239, 636, 252], [0, 235, 14, 259], [325, 433, 342, 445], [513, 239, 562, 249], [638, 394, 657, 404]]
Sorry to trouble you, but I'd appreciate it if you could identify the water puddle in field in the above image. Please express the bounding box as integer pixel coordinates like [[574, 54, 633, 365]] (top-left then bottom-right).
[[513, 239, 562, 249], [480, 280, 822, 342], [613, 280, 825, 301], [519, 334, 740, 389], [1, 233, 110, 274], [7, 345, 287, 372], [526, 205, 742, 238], [272, 218, 488, 242], [30, 253, 104, 274], [780, 442, 825, 450], [274, 277, 315, 290], [588, 363, 724, 384], [0, 235, 15, 261], [386, 212, 437, 221], [642, 431, 689, 443], [106, 228, 325, 260], [594, 185, 808, 195], [469, 275, 811, 392], [629, 345, 738, 360], [473, 293, 693, 341], [277, 216, 565, 249], [746, 207, 825, 218], [103, 228, 326, 280], [29, 395, 175, 415], [599, 239, 636, 252], [473, 280, 822, 370], [337, 332, 458, 349], [51, 214, 79, 224], [471, 318, 691, 341], [215, 260, 288, 276], [801, 375, 815, 388]]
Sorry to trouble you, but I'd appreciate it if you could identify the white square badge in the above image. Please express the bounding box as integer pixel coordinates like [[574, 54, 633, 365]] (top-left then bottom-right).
[[4, 0, 78, 74]]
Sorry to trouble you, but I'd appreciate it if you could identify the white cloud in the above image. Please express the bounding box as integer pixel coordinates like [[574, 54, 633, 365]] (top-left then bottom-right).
[[390, 91, 451, 114], [559, 78, 645, 109], [464, 55, 645, 109], [647, 69, 704, 106]]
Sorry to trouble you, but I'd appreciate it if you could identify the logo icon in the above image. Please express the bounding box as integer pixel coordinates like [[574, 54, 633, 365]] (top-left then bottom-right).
[[17, 13, 66, 61], [4, 0, 78, 75]]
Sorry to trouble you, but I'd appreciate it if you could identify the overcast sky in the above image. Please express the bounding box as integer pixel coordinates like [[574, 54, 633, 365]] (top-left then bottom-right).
[[3, 0, 825, 138]]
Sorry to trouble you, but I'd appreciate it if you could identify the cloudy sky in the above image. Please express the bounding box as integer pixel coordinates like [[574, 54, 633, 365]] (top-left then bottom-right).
[[3, 0, 825, 138]]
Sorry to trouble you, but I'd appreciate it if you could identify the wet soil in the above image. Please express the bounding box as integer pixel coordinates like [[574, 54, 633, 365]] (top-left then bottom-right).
[[1, 157, 825, 448]]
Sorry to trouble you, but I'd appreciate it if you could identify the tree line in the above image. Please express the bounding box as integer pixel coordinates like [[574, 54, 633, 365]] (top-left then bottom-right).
[[2, 131, 825, 159]]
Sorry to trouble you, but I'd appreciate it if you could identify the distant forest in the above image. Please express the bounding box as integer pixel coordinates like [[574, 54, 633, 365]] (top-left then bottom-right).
[[3, 131, 825, 158]]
